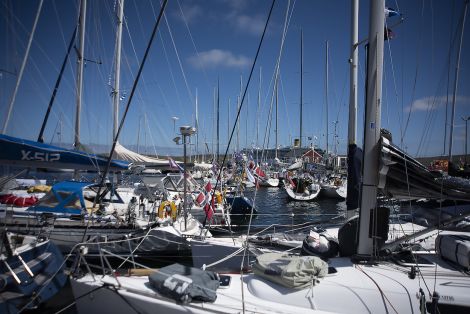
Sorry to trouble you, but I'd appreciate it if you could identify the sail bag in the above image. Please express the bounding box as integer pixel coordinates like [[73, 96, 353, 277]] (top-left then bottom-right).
[[253, 252, 328, 289]]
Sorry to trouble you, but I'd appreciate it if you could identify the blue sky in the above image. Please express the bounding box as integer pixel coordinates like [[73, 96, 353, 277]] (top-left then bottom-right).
[[1, 0, 469, 158]]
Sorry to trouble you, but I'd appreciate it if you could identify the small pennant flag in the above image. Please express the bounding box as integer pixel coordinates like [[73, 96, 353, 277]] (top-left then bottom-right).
[[168, 157, 184, 172]]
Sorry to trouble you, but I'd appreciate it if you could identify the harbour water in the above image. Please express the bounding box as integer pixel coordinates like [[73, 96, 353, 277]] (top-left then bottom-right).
[[243, 187, 346, 228]]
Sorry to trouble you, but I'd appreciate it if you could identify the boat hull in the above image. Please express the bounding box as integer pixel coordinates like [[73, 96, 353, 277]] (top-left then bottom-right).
[[284, 184, 320, 201]]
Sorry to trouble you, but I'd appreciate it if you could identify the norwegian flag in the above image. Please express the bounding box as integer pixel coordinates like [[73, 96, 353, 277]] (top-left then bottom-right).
[[202, 181, 215, 220], [204, 181, 212, 193], [204, 194, 215, 220], [195, 192, 206, 207]]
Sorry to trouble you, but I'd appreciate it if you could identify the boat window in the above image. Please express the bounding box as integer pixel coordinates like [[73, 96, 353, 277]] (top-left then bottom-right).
[[35, 192, 60, 208], [102, 191, 120, 201], [63, 194, 83, 209], [163, 177, 178, 190]]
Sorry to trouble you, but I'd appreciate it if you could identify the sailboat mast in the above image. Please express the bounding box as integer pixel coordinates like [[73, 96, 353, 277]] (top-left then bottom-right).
[[299, 29, 303, 149], [325, 40, 329, 163], [227, 98, 230, 152], [357, 0, 385, 255], [112, 0, 124, 140], [237, 76, 242, 152], [348, 0, 358, 146], [195, 88, 199, 161], [136, 115, 141, 153], [212, 87, 216, 158], [346, 0, 359, 217], [257, 67, 262, 162], [275, 76, 279, 159], [217, 79, 220, 162], [448, 0, 468, 162], [74, 0, 86, 149]]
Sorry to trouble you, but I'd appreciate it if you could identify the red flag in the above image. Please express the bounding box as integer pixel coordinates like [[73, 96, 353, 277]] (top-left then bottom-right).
[[195, 192, 205, 206], [254, 166, 266, 178], [205, 181, 212, 193], [204, 203, 214, 220]]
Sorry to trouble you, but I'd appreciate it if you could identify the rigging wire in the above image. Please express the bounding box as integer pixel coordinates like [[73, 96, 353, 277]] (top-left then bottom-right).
[[415, 1, 463, 156], [401, 0, 425, 144], [175, 0, 212, 90], [2, 0, 43, 133], [443, 0, 457, 155], [201, 1, 276, 308], [162, 10, 195, 116], [91, 0, 168, 212], [260, 0, 296, 161]]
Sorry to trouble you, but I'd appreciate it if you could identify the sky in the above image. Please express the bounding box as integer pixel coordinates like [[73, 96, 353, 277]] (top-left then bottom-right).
[[0, 0, 469, 158]]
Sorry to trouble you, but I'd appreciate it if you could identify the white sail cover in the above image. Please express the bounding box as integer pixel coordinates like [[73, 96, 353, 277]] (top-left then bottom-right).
[[112, 142, 168, 165], [194, 162, 213, 170]]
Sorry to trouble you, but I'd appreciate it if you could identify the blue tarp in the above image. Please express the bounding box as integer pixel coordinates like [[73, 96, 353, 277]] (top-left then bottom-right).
[[27, 181, 94, 215], [0, 134, 130, 171]]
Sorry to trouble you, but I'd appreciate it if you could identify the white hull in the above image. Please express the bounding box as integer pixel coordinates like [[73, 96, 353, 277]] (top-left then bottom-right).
[[284, 184, 320, 201], [189, 221, 434, 272], [258, 178, 280, 187], [320, 184, 347, 199], [71, 247, 470, 314]]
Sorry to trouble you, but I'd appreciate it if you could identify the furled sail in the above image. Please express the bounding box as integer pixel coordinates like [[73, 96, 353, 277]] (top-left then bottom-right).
[[379, 135, 470, 201], [0, 134, 129, 171], [112, 142, 168, 165]]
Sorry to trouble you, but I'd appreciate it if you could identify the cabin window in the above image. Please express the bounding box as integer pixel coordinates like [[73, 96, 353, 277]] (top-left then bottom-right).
[[36, 192, 60, 208], [63, 194, 82, 209], [102, 191, 120, 202]]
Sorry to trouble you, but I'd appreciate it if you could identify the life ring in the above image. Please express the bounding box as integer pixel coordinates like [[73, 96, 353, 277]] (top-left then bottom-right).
[[158, 201, 177, 220], [215, 191, 222, 204]]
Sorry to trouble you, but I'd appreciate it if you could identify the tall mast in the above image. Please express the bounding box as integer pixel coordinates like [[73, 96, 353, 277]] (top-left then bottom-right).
[[257, 67, 262, 162], [246, 94, 249, 149], [112, 0, 124, 141], [237, 76, 242, 152], [217, 79, 220, 162], [357, 0, 385, 255], [275, 76, 279, 159], [346, 0, 359, 217], [212, 87, 216, 157], [348, 0, 358, 147], [237, 95, 240, 151], [195, 88, 199, 161], [299, 29, 303, 148], [325, 40, 329, 162], [136, 115, 141, 153], [227, 98, 231, 152], [74, 0, 86, 149], [448, 0, 468, 162]]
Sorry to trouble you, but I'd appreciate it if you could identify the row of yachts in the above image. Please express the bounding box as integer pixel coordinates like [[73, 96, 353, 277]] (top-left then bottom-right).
[[1, 169, 469, 313]]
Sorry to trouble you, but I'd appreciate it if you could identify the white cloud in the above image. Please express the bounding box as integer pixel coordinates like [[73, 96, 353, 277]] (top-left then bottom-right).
[[233, 14, 266, 35], [220, 0, 249, 11], [187, 49, 251, 69], [173, 3, 203, 24], [406, 95, 470, 112]]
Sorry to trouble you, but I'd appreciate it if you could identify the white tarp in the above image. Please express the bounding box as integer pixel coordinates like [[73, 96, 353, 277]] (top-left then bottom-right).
[[194, 162, 213, 170], [112, 142, 168, 165]]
